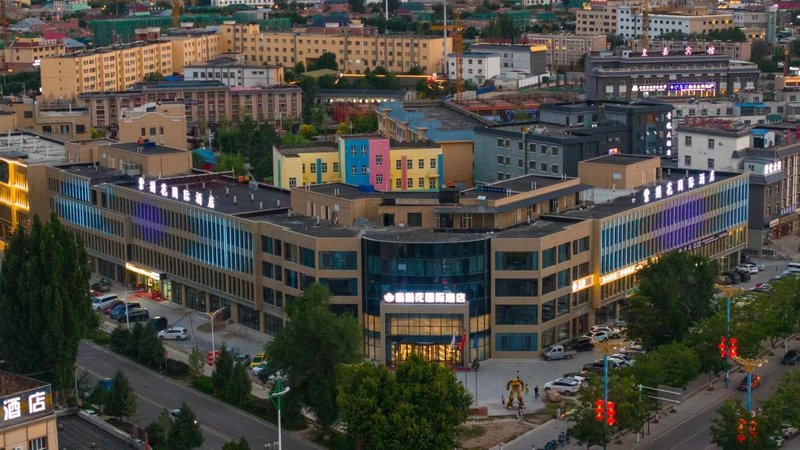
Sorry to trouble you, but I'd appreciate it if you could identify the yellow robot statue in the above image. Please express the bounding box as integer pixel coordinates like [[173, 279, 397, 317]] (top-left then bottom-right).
[[505, 375, 526, 409]]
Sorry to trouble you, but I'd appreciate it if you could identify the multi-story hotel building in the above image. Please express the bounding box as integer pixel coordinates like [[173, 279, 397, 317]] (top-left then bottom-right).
[[0, 371, 56, 450], [3, 37, 65, 72], [40, 32, 223, 98], [628, 39, 752, 62], [40, 146, 748, 363], [616, 6, 733, 40], [220, 22, 449, 74], [576, 2, 622, 36], [79, 81, 302, 135], [584, 52, 760, 101]]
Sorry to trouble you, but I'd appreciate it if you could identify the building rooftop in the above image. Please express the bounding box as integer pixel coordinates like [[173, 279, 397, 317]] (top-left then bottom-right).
[[109, 142, 188, 156], [363, 227, 493, 243], [480, 122, 628, 139], [378, 101, 491, 143], [496, 217, 586, 238], [561, 168, 742, 219], [0, 370, 48, 397], [0, 133, 66, 165], [583, 154, 658, 166], [304, 182, 387, 200], [462, 174, 568, 199], [256, 213, 364, 238], [58, 412, 134, 449], [275, 143, 338, 156], [57, 163, 133, 183]]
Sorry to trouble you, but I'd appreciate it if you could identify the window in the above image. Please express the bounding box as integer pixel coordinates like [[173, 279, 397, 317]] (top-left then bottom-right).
[[28, 437, 47, 450], [284, 269, 298, 288], [350, 146, 356, 156], [685, 136, 692, 146], [496, 251, 538, 270], [495, 279, 538, 296], [395, 160, 402, 170], [418, 159, 424, 168], [684, 155, 692, 166], [405, 160, 412, 169], [300, 247, 315, 268], [496, 305, 538, 325], [429, 179, 437, 189], [407, 212, 422, 226], [497, 138, 504, 147], [540, 162, 548, 172], [541, 145, 549, 154], [708, 158, 715, 169], [376, 174, 383, 184], [23, 111, 33, 118], [361, 145, 367, 155], [495, 333, 537, 351], [288, 177, 296, 187], [319, 278, 358, 296], [430, 158, 437, 168], [518, 158, 524, 168], [497, 155, 505, 165], [361, 166, 367, 174], [321, 163, 328, 173], [333, 162, 339, 172], [319, 251, 357, 269], [552, 164, 559, 173], [407, 178, 413, 188], [310, 163, 317, 173], [376, 154, 383, 165], [708, 139, 715, 149], [351, 166, 357, 175], [551, 147, 559, 156], [418, 177, 424, 187], [542, 247, 556, 268], [395, 179, 402, 188]]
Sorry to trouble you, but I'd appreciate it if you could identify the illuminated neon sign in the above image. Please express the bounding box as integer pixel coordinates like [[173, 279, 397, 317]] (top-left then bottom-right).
[[642, 171, 716, 204], [668, 82, 716, 91], [666, 111, 673, 156], [763, 161, 782, 176], [138, 177, 216, 209], [571, 275, 593, 292], [383, 292, 466, 304], [632, 84, 667, 92]]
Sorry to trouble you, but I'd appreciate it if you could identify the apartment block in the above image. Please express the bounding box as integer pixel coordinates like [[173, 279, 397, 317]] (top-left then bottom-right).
[[576, 3, 621, 35], [617, 6, 733, 40], [220, 21, 449, 74], [0, 98, 92, 140], [40, 33, 223, 98], [3, 37, 65, 72], [523, 33, 608, 68]]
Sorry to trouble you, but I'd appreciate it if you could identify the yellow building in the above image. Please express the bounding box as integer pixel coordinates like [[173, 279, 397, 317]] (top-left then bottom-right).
[[0, 98, 92, 141], [3, 37, 65, 71], [220, 22, 449, 74], [40, 33, 223, 98], [117, 102, 187, 149], [273, 144, 342, 188], [387, 145, 443, 191]]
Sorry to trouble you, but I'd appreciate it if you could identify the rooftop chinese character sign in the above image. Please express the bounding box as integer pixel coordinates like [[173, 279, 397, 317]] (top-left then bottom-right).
[[0, 384, 53, 429]]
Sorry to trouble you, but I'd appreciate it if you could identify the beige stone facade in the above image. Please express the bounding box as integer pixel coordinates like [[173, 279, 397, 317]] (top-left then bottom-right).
[[65, 139, 192, 177], [0, 99, 92, 141], [3, 37, 65, 71], [117, 102, 187, 149], [525, 33, 608, 68], [220, 22, 449, 74], [40, 34, 223, 98]]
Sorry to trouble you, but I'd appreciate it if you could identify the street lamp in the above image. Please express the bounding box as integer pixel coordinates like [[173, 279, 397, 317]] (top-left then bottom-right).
[[199, 307, 227, 363], [731, 355, 767, 412], [593, 340, 623, 449], [268, 378, 290, 450], [122, 290, 142, 330]]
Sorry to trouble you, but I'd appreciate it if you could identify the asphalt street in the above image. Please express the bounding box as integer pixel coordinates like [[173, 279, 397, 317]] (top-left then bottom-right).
[[77, 340, 322, 450], [641, 356, 799, 450]]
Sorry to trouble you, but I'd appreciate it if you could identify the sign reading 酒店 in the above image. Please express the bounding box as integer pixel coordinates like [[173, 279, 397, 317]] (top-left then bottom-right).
[[0, 385, 53, 429]]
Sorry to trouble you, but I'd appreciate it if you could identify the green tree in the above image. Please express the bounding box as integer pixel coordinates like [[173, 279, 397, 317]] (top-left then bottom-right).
[[211, 343, 234, 395], [309, 52, 339, 71], [110, 327, 132, 354], [188, 345, 205, 377], [298, 123, 317, 138], [337, 354, 472, 449], [216, 152, 247, 176], [335, 122, 351, 135], [753, 277, 800, 351], [621, 251, 718, 349], [0, 214, 92, 401], [280, 132, 308, 146], [144, 72, 164, 82], [762, 372, 800, 428], [711, 399, 781, 450], [166, 403, 204, 450], [684, 308, 728, 387], [105, 370, 137, 420], [224, 362, 252, 406], [293, 62, 306, 74], [751, 39, 772, 63], [353, 114, 378, 133], [267, 283, 362, 436], [145, 409, 173, 447], [626, 342, 700, 389], [126, 322, 145, 357], [222, 437, 251, 450], [481, 14, 520, 39], [90, 127, 103, 138], [138, 323, 166, 367]]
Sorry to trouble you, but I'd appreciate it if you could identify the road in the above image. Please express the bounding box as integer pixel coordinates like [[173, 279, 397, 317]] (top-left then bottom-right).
[[78, 340, 321, 450], [642, 361, 798, 450]]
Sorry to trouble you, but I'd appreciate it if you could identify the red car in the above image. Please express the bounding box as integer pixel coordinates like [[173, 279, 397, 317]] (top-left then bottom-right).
[[738, 375, 761, 391], [102, 300, 124, 315]]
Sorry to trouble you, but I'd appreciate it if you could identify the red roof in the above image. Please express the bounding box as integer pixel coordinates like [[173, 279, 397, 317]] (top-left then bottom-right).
[[42, 31, 68, 40]]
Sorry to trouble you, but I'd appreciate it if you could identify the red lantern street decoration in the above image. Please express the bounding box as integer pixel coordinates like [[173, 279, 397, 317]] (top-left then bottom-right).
[[748, 418, 758, 438], [737, 418, 747, 443], [594, 399, 605, 422], [606, 401, 616, 426], [729, 338, 739, 359], [718, 337, 727, 358]]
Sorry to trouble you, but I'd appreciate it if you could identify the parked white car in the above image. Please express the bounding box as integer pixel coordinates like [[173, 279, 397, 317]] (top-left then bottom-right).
[[585, 330, 610, 342], [608, 353, 636, 366], [157, 327, 189, 341], [590, 325, 623, 339], [544, 378, 582, 396]]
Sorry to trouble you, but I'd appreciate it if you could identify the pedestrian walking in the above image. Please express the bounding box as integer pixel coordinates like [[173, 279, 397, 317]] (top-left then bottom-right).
[[534, 385, 539, 399]]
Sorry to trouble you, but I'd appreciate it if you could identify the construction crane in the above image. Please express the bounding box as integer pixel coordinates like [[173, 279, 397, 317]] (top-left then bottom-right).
[[172, 0, 182, 28], [642, 0, 650, 51], [431, 9, 465, 102]]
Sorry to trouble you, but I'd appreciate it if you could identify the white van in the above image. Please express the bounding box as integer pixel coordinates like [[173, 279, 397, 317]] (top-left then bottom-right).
[[92, 293, 118, 312], [788, 262, 800, 271]]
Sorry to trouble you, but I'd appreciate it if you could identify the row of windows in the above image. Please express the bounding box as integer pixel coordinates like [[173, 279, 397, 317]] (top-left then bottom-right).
[[495, 138, 561, 155], [495, 239, 589, 271], [261, 236, 314, 268]]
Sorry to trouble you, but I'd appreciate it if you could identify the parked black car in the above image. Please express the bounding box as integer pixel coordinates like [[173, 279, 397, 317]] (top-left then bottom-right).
[[782, 350, 800, 365], [91, 277, 113, 292], [735, 269, 751, 282], [724, 271, 742, 284], [566, 337, 595, 352], [118, 308, 149, 323], [149, 316, 168, 332]]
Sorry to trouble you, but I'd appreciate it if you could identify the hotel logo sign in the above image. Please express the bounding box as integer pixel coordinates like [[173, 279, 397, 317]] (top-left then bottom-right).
[[138, 177, 216, 209], [383, 292, 466, 304], [0, 385, 53, 429]]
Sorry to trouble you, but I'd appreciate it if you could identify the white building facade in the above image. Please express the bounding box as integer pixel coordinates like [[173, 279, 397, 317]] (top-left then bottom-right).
[[676, 123, 752, 171], [183, 64, 284, 87], [447, 52, 501, 84]]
